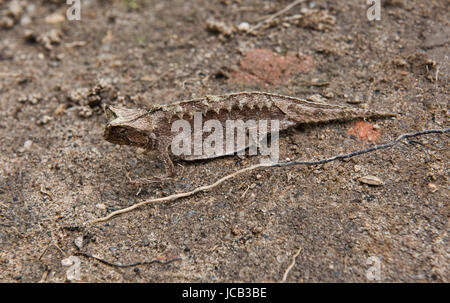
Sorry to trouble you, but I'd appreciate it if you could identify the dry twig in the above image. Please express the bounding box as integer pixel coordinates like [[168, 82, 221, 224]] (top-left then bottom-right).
[[0, 72, 20, 77], [76, 252, 182, 268], [249, 0, 306, 33], [281, 247, 302, 283]]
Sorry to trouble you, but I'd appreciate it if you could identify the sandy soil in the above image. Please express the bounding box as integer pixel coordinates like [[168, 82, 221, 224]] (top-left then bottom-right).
[[0, 0, 448, 282]]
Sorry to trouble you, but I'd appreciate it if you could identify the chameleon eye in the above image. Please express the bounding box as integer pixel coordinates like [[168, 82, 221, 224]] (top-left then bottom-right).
[[117, 127, 128, 135], [105, 106, 118, 122]]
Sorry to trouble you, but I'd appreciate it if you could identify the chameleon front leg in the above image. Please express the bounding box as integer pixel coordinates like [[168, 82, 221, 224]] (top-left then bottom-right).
[[127, 138, 176, 185], [156, 147, 175, 178]]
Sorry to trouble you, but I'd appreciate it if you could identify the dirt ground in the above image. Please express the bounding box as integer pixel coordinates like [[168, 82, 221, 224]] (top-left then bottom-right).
[[0, 0, 448, 282]]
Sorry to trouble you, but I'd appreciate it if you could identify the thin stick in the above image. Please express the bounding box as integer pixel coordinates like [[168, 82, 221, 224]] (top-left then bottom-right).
[[248, 0, 306, 33], [281, 247, 302, 283], [87, 127, 449, 225], [272, 128, 449, 168], [76, 252, 181, 268], [88, 163, 268, 224], [0, 72, 20, 77]]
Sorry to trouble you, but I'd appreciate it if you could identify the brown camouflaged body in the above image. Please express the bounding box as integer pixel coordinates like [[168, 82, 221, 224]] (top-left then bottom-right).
[[103, 92, 394, 176]]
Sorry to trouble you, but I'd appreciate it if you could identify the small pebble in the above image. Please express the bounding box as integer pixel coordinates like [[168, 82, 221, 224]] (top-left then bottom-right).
[[393, 58, 408, 67], [23, 140, 33, 150], [427, 183, 437, 193], [61, 256, 81, 281], [96, 203, 106, 210], [17, 95, 28, 103], [206, 19, 234, 36], [252, 226, 263, 234], [359, 175, 384, 186], [74, 236, 83, 249], [29, 94, 42, 104], [37, 115, 52, 125], [45, 13, 65, 24], [20, 16, 31, 26], [8, 1, 23, 19], [238, 22, 250, 32], [78, 106, 93, 118]]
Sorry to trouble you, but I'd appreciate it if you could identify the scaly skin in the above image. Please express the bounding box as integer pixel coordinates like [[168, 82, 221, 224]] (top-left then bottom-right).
[[103, 92, 395, 178]]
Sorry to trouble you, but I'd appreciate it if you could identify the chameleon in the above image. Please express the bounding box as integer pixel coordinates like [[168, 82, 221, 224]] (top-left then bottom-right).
[[103, 91, 395, 179]]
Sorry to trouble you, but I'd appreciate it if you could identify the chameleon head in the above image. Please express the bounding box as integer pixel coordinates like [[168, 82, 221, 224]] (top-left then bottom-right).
[[103, 105, 154, 148]]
